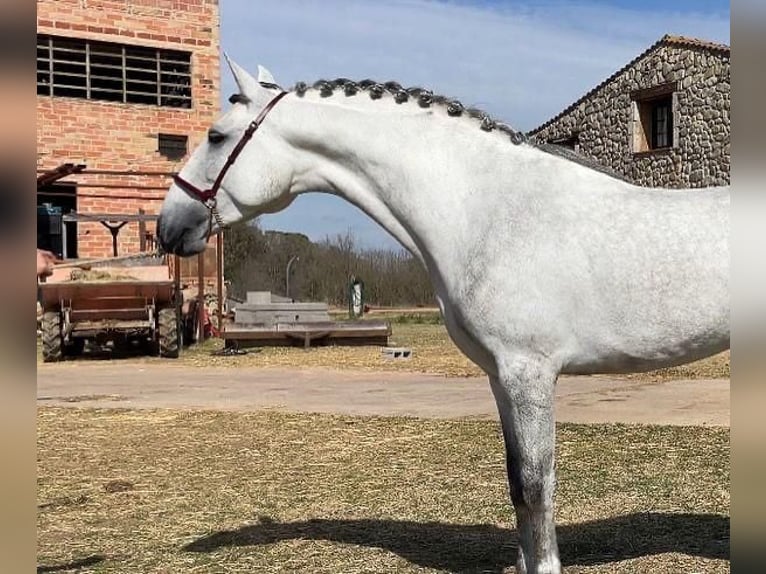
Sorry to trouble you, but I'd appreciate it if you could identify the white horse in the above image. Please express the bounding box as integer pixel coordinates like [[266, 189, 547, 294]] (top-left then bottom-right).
[[158, 60, 729, 574]]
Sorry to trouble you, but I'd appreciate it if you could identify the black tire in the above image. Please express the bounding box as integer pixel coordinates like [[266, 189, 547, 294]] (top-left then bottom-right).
[[42, 311, 63, 363], [158, 307, 180, 358]]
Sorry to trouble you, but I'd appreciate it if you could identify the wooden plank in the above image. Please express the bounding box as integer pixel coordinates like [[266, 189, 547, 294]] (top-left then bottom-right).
[[139, 208, 147, 251], [39, 281, 174, 307], [71, 309, 149, 321], [61, 213, 160, 223], [216, 233, 223, 333], [197, 251, 205, 342], [222, 330, 389, 340], [224, 322, 391, 341], [70, 297, 150, 311], [283, 330, 331, 349], [178, 242, 219, 281], [224, 334, 390, 349], [72, 320, 151, 334], [243, 320, 389, 330]]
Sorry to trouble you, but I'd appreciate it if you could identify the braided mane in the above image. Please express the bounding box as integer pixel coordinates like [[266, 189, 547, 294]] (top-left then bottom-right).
[[292, 78, 528, 145], [287, 78, 631, 182]]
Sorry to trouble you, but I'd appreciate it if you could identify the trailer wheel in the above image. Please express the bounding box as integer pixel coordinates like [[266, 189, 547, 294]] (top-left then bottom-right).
[[158, 307, 180, 358], [41, 311, 63, 363]]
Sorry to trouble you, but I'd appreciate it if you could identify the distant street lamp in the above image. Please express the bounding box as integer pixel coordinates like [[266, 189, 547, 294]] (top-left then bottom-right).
[[285, 255, 300, 299]]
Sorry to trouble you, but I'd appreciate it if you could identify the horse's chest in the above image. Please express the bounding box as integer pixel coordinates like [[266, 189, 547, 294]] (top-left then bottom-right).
[[437, 295, 496, 376]]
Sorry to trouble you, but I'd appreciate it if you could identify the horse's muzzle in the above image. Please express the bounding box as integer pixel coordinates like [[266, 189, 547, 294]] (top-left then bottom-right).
[[156, 212, 208, 257]]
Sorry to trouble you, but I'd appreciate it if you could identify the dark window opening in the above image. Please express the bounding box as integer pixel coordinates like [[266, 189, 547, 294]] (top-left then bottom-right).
[[37, 34, 192, 108], [632, 84, 677, 153], [37, 183, 77, 259], [651, 96, 673, 149], [158, 134, 188, 161], [549, 133, 580, 153]]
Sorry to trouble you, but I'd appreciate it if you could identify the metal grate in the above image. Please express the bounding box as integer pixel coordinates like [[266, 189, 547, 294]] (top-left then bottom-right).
[[37, 34, 192, 108]]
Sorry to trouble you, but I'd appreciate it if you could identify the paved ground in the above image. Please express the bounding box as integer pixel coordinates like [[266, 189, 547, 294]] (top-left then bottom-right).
[[37, 363, 730, 426]]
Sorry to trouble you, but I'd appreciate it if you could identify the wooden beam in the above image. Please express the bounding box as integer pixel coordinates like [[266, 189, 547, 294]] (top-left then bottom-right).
[[216, 232, 223, 336], [197, 248, 205, 343], [138, 208, 146, 252]]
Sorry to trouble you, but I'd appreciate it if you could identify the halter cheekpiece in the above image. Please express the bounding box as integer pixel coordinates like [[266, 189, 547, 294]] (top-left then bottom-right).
[[172, 89, 290, 236]]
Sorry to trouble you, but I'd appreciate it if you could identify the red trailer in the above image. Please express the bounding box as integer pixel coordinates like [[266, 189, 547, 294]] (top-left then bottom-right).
[[38, 279, 180, 362]]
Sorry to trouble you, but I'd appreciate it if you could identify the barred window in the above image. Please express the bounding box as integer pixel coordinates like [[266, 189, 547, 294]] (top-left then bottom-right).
[[37, 34, 191, 108]]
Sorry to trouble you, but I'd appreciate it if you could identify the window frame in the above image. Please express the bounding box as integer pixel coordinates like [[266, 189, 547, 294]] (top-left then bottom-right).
[[630, 82, 678, 155], [37, 34, 192, 109]]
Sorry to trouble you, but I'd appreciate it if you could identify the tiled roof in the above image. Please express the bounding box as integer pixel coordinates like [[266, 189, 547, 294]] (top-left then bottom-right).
[[527, 35, 730, 135], [662, 35, 730, 54]]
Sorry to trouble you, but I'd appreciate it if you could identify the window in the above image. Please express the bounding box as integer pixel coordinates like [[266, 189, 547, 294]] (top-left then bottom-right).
[[37, 183, 78, 259], [37, 34, 191, 108], [650, 97, 673, 149], [158, 134, 188, 160], [549, 133, 580, 153], [631, 83, 677, 153]]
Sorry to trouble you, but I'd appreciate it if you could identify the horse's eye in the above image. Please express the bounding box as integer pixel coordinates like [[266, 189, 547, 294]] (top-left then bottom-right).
[[208, 129, 225, 144]]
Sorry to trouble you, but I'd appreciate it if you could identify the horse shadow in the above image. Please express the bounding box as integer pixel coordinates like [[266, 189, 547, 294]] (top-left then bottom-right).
[[37, 554, 105, 573], [183, 512, 729, 573]]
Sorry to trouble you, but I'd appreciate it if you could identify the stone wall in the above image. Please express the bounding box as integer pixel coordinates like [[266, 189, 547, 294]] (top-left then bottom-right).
[[530, 41, 730, 189]]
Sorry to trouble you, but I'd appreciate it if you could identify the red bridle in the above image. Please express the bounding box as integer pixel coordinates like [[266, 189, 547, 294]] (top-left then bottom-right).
[[172, 90, 290, 233]]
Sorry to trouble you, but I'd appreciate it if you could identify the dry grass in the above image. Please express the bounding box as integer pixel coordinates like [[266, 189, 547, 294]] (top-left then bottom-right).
[[36, 321, 730, 381], [38, 408, 729, 573], [181, 323, 483, 377], [180, 323, 729, 381], [615, 351, 730, 382]]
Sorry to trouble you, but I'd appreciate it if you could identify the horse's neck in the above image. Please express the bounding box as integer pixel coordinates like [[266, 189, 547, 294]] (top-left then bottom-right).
[[278, 93, 540, 265]]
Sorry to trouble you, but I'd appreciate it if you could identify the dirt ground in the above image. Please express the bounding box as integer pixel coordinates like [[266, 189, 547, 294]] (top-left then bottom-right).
[[37, 409, 730, 574], [37, 363, 730, 426], [37, 321, 730, 572]]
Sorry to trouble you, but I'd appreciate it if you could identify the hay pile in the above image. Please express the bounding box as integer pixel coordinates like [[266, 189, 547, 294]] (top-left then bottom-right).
[[66, 269, 138, 282]]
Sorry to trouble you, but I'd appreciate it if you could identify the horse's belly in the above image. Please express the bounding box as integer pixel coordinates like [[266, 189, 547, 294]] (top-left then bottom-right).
[[560, 323, 730, 375]]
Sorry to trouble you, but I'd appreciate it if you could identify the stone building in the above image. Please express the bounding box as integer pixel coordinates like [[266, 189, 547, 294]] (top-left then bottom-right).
[[36, 0, 220, 258], [528, 35, 730, 189]]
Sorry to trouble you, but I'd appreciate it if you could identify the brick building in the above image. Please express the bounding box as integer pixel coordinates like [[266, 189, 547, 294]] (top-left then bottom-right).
[[529, 35, 730, 188], [36, 0, 220, 259]]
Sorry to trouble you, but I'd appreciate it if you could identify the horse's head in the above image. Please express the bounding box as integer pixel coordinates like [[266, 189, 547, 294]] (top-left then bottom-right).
[[158, 58, 295, 256]]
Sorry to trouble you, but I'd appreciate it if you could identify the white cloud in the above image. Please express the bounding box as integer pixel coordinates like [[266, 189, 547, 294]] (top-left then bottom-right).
[[219, 0, 729, 249]]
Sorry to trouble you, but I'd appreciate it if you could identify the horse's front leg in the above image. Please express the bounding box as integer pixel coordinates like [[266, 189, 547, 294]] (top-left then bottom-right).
[[489, 357, 560, 574]]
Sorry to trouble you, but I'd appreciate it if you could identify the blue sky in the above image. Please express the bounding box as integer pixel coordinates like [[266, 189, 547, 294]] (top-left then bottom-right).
[[219, 0, 730, 251]]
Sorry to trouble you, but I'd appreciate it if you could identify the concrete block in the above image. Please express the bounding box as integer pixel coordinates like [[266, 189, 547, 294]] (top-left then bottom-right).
[[234, 301, 331, 326], [382, 347, 412, 360], [246, 291, 272, 304]]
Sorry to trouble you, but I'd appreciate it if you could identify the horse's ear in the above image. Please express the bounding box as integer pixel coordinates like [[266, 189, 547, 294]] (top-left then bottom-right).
[[224, 53, 259, 98], [257, 65, 279, 88]]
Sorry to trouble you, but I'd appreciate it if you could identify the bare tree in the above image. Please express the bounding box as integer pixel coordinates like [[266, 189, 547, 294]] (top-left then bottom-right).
[[226, 226, 435, 307]]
